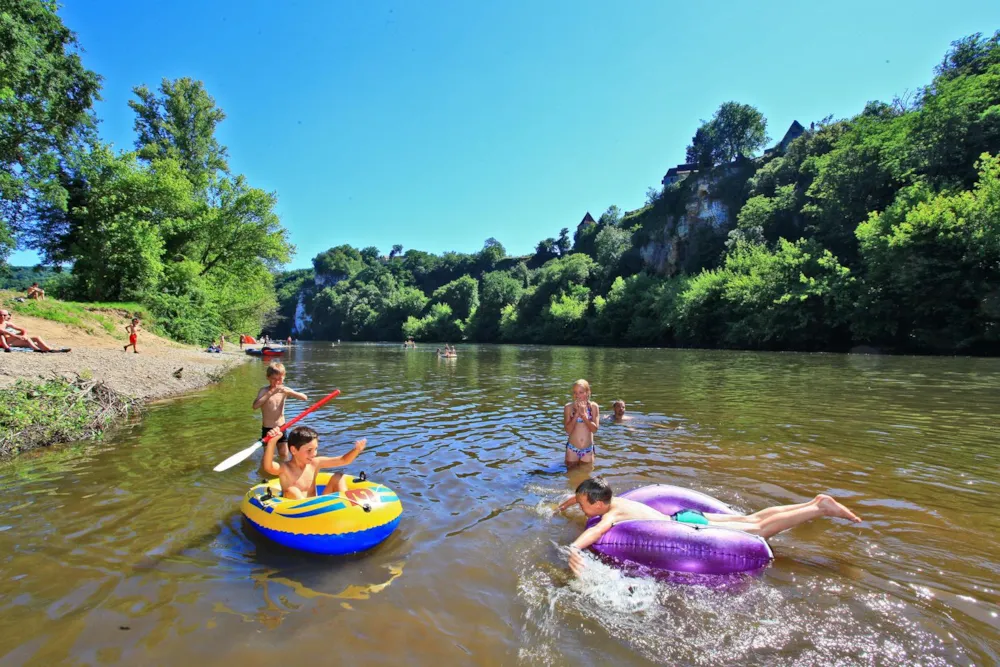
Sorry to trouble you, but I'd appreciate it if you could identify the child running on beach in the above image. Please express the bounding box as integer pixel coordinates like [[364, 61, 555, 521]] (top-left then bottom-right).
[[556, 477, 863, 575], [260, 426, 367, 499], [123, 318, 141, 353], [564, 379, 599, 464], [253, 362, 308, 461]]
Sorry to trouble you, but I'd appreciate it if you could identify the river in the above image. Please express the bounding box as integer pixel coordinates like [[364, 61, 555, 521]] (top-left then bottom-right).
[[1, 343, 997, 666]]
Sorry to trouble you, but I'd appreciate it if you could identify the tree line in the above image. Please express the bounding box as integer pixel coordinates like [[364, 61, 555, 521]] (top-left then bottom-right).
[[0, 1, 291, 343], [3, 4, 997, 354], [277, 31, 1000, 355]]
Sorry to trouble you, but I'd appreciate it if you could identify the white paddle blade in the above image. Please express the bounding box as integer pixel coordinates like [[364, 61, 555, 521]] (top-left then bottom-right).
[[213, 441, 264, 472]]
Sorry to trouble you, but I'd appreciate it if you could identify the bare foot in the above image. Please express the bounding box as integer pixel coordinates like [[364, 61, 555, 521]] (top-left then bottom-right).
[[816, 494, 862, 523]]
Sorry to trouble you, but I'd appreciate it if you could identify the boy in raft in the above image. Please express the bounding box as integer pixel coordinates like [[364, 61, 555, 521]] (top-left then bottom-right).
[[564, 379, 599, 464], [253, 362, 308, 462], [260, 425, 367, 499], [556, 477, 862, 575], [123, 318, 141, 353]]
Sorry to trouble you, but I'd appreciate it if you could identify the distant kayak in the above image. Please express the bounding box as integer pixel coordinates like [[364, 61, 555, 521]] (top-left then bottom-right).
[[245, 347, 284, 357]]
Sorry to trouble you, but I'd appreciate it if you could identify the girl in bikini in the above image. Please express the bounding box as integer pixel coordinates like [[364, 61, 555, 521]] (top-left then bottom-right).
[[563, 379, 599, 464]]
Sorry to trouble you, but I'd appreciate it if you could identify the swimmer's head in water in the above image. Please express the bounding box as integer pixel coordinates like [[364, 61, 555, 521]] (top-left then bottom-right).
[[575, 477, 612, 517], [287, 426, 319, 463], [572, 379, 591, 402], [613, 400, 626, 417]]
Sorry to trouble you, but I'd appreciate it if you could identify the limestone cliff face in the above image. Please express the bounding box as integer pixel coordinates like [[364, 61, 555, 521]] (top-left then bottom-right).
[[638, 173, 736, 276]]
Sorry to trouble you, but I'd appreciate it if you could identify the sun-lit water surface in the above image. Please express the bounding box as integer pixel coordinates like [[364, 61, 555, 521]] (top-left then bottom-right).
[[0, 343, 997, 666]]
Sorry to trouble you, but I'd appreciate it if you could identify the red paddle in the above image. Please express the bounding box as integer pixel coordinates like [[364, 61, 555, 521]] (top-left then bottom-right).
[[213, 388, 341, 471]]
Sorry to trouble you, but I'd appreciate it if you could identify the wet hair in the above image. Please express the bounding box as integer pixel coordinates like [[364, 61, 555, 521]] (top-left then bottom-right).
[[613, 400, 626, 410], [287, 426, 319, 450], [575, 477, 613, 504], [266, 361, 286, 377], [572, 379, 591, 397]]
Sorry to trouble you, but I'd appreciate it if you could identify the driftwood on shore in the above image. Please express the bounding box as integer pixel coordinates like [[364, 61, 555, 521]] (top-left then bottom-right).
[[0, 374, 142, 458]]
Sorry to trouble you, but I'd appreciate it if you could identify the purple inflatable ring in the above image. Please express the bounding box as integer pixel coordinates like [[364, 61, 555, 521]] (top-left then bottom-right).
[[587, 484, 774, 575]]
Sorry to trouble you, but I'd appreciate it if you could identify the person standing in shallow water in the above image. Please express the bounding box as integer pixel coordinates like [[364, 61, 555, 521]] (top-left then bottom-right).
[[564, 379, 599, 464]]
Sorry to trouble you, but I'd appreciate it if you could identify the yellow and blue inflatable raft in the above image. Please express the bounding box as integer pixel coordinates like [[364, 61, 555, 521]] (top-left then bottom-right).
[[241, 472, 402, 555]]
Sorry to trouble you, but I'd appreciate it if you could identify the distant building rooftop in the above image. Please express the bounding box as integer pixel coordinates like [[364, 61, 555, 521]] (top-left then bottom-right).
[[764, 120, 806, 157]]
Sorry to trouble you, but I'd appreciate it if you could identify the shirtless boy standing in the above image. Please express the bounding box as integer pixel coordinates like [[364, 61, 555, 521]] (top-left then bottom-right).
[[253, 362, 308, 462]]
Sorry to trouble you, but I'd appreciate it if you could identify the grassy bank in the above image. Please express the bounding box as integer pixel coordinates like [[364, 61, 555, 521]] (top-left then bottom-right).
[[0, 377, 140, 458], [0, 290, 166, 340]]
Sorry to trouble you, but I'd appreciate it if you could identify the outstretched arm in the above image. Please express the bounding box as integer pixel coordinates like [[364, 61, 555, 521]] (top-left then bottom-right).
[[568, 514, 614, 576], [553, 494, 578, 516], [315, 439, 367, 468]]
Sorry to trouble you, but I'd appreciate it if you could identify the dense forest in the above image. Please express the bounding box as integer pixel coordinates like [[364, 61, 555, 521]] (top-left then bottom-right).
[[267, 31, 1000, 355], [2, 2, 997, 353], [0, 1, 291, 344]]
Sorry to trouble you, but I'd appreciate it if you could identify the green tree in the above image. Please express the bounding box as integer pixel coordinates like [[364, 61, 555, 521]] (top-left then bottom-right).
[[686, 102, 769, 166], [313, 244, 363, 280], [403, 302, 463, 342], [934, 30, 1000, 81], [389, 243, 403, 259], [476, 237, 506, 272], [468, 269, 523, 341], [685, 126, 716, 168], [533, 238, 559, 265], [195, 176, 291, 278], [432, 274, 479, 322], [598, 205, 622, 227], [855, 153, 1000, 352], [672, 239, 854, 350], [360, 246, 381, 265], [129, 77, 228, 190], [37, 150, 195, 301], [556, 227, 572, 255], [594, 225, 633, 277], [0, 0, 102, 263]]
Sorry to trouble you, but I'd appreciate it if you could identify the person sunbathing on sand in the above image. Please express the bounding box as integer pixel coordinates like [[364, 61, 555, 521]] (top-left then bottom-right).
[[0, 310, 59, 352]]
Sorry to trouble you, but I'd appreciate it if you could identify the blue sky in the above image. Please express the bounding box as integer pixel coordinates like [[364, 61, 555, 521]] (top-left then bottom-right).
[[10, 0, 999, 270]]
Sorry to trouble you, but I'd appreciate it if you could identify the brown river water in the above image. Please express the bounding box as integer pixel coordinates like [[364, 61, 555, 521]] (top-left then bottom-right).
[[0, 343, 998, 666]]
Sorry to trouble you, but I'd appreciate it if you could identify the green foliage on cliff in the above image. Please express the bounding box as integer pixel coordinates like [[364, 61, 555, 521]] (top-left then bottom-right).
[[277, 31, 1000, 354]]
